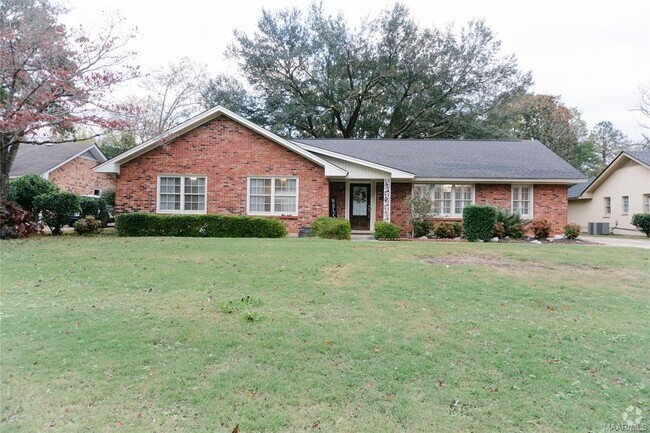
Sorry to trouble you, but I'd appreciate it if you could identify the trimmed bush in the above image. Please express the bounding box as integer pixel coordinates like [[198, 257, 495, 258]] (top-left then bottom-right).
[[78, 196, 110, 224], [374, 221, 400, 240], [34, 191, 80, 235], [529, 218, 552, 239], [311, 217, 351, 240], [100, 187, 116, 206], [0, 201, 42, 239], [74, 216, 102, 235], [631, 213, 650, 238], [8, 174, 58, 218], [116, 213, 288, 238], [434, 221, 463, 239], [564, 223, 581, 240], [462, 205, 497, 242]]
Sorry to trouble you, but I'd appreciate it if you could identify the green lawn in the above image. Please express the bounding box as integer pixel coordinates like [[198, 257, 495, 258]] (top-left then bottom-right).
[[1, 237, 648, 432]]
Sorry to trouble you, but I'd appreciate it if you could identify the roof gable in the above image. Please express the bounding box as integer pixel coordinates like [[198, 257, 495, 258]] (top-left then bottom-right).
[[94, 106, 347, 177], [10, 142, 106, 178], [578, 150, 650, 197]]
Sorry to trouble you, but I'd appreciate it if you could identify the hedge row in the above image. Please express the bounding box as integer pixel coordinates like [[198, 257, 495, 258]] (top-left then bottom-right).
[[116, 213, 287, 238], [462, 205, 497, 242]]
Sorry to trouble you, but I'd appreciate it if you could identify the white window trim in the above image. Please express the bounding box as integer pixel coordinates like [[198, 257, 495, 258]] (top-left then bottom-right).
[[246, 176, 299, 216], [511, 184, 533, 218], [156, 174, 208, 215], [412, 183, 475, 218], [604, 196, 611, 216], [644, 194, 650, 213]]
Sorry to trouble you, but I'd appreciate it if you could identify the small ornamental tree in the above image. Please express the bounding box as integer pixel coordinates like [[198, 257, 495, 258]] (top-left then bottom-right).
[[405, 192, 436, 238], [631, 213, 650, 238], [34, 191, 80, 235], [0, 0, 138, 204]]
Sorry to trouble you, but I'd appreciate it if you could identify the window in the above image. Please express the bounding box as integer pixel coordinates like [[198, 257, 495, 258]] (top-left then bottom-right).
[[93, 189, 101, 196], [248, 177, 297, 215], [645, 195, 650, 213], [604, 197, 611, 215], [512, 185, 532, 217], [158, 176, 206, 213], [622, 196, 629, 214], [413, 184, 474, 217]]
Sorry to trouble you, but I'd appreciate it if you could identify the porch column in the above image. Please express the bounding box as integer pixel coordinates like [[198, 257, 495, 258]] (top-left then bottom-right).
[[383, 178, 391, 222]]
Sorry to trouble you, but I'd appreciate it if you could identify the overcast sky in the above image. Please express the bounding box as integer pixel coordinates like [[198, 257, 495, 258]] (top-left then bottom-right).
[[62, 0, 650, 141]]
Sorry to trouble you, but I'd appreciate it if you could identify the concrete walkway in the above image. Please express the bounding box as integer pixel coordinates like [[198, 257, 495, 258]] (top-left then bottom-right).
[[579, 235, 650, 250]]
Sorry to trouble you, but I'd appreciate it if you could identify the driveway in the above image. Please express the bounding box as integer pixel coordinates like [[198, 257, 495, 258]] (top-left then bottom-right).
[[579, 235, 650, 250]]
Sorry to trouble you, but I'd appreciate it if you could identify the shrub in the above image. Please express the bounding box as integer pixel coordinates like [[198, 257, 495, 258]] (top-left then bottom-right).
[[434, 221, 463, 239], [374, 221, 401, 240], [73, 216, 103, 235], [100, 187, 116, 206], [413, 220, 433, 237], [462, 205, 497, 242], [116, 213, 288, 238], [34, 191, 80, 235], [311, 217, 351, 240], [631, 213, 650, 238], [493, 221, 505, 239], [529, 218, 552, 239], [0, 201, 42, 239], [494, 207, 525, 239], [564, 223, 581, 240], [78, 196, 110, 224], [8, 174, 58, 218]]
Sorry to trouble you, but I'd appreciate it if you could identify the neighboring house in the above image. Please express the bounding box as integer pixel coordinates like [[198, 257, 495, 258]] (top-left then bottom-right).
[[10, 142, 116, 196], [94, 106, 586, 235], [568, 151, 650, 236]]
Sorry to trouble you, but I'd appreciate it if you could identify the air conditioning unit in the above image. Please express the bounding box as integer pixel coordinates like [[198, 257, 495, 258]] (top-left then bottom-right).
[[588, 222, 609, 235]]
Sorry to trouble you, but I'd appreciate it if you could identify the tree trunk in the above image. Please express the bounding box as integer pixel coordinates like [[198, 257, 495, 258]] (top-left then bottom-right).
[[1, 134, 20, 206]]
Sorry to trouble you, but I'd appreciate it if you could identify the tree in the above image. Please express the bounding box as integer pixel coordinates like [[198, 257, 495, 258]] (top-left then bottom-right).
[[34, 191, 80, 235], [0, 0, 137, 204], [588, 121, 629, 166], [97, 131, 137, 158], [504, 94, 588, 167], [636, 85, 650, 147], [206, 3, 531, 139], [127, 58, 207, 141]]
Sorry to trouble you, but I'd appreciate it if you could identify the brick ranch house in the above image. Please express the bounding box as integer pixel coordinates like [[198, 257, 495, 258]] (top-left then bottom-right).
[[10, 142, 116, 196], [94, 106, 586, 235]]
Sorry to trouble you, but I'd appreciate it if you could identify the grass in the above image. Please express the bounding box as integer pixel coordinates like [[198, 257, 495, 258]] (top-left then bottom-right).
[[1, 236, 648, 432]]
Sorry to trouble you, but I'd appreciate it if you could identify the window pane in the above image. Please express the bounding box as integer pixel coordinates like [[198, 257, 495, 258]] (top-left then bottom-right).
[[250, 178, 271, 195], [274, 196, 296, 213], [159, 177, 181, 210], [250, 195, 271, 212], [434, 185, 452, 214], [454, 185, 472, 215], [275, 178, 296, 195]]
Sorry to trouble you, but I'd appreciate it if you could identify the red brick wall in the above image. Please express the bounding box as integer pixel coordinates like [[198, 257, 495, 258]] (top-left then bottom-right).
[[475, 184, 511, 208], [534, 184, 567, 235], [49, 156, 116, 195], [390, 183, 412, 236], [115, 117, 329, 233]]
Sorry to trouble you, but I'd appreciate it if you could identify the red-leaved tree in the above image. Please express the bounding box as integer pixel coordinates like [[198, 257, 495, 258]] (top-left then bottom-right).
[[0, 0, 138, 203]]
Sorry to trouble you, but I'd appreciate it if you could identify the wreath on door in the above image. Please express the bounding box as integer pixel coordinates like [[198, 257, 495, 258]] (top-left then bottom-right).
[[353, 188, 367, 203]]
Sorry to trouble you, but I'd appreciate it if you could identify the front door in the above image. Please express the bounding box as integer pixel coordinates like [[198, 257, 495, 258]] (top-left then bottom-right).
[[349, 183, 371, 231]]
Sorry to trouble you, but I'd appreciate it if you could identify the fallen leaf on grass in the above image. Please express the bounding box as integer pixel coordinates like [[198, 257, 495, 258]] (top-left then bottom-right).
[[437, 380, 447, 388], [612, 378, 622, 385], [373, 348, 381, 353], [489, 386, 499, 393], [385, 393, 396, 400], [324, 339, 333, 346], [545, 359, 560, 364], [311, 422, 319, 429], [232, 424, 240, 433]]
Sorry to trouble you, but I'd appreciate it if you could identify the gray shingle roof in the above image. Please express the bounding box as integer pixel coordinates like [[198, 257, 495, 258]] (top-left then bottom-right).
[[568, 176, 596, 199], [10, 142, 100, 177], [295, 139, 586, 180], [626, 150, 650, 166]]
